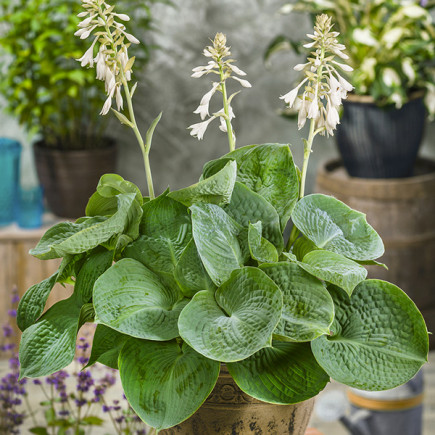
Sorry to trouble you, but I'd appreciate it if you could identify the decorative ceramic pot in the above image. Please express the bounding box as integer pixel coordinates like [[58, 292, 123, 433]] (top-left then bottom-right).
[[161, 366, 315, 435], [34, 140, 117, 218], [335, 93, 426, 179]]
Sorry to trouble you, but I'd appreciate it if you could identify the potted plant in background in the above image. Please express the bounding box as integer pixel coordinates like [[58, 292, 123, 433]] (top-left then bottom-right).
[[0, 0, 168, 218], [268, 0, 435, 178], [16, 4, 428, 435]]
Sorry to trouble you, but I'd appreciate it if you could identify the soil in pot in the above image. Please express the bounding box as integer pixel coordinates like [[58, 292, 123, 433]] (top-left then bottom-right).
[[336, 94, 426, 179], [161, 365, 315, 435], [34, 140, 117, 218]]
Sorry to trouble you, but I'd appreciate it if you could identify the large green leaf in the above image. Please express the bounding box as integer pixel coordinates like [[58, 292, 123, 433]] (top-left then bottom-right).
[[224, 182, 284, 252], [174, 240, 216, 298], [19, 296, 87, 378], [292, 236, 319, 261], [168, 160, 237, 206], [93, 258, 186, 340], [292, 194, 384, 261], [201, 144, 256, 179], [298, 250, 367, 297], [237, 144, 299, 230], [190, 203, 244, 286], [311, 281, 429, 391], [95, 173, 143, 204], [124, 193, 191, 277], [86, 324, 128, 370], [227, 341, 329, 404], [74, 248, 113, 305], [178, 267, 282, 362], [248, 222, 278, 263], [119, 338, 220, 430], [17, 272, 58, 331], [260, 262, 334, 342], [30, 193, 142, 259]]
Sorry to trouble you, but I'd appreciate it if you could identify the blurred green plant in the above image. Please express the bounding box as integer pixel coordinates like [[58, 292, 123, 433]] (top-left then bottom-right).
[[267, 0, 435, 116], [0, 0, 169, 149]]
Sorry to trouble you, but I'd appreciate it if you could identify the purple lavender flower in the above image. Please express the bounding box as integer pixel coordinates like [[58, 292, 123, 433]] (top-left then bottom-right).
[[420, 0, 428, 7], [2, 324, 13, 338], [76, 370, 94, 392], [7, 309, 17, 318]]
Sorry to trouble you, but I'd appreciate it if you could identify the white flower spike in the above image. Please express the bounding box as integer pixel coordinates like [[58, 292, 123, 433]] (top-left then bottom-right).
[[190, 33, 251, 151]]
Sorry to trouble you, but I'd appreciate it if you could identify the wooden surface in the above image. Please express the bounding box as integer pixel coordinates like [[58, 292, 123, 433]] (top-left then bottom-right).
[[0, 220, 72, 355]]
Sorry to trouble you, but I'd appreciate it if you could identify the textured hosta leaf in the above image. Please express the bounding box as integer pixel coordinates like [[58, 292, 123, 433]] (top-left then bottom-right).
[[237, 144, 299, 230], [178, 267, 282, 362], [292, 236, 319, 261], [17, 273, 58, 331], [124, 193, 191, 276], [30, 194, 142, 259], [57, 253, 86, 283], [299, 250, 367, 297], [201, 145, 256, 179], [120, 339, 220, 430], [312, 281, 429, 391], [260, 262, 334, 342], [87, 324, 128, 370], [168, 160, 237, 206], [174, 240, 215, 298], [191, 203, 243, 286], [19, 296, 85, 378], [93, 258, 187, 340], [248, 222, 278, 263], [224, 182, 284, 252], [96, 173, 143, 204], [74, 248, 113, 305], [356, 259, 388, 269], [227, 341, 329, 404], [86, 192, 118, 217], [292, 194, 384, 261]]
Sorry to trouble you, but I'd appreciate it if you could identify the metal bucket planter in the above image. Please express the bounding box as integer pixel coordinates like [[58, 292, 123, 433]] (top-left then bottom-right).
[[335, 93, 426, 179], [34, 140, 117, 218], [161, 366, 315, 434]]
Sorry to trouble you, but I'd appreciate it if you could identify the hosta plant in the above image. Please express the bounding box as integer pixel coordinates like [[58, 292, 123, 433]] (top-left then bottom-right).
[[17, 5, 429, 433]]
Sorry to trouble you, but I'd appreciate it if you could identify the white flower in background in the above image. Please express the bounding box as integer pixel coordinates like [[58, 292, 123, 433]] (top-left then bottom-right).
[[188, 33, 251, 149], [402, 58, 416, 84], [74, 0, 140, 115], [382, 67, 401, 87], [353, 28, 378, 47], [280, 14, 354, 136]]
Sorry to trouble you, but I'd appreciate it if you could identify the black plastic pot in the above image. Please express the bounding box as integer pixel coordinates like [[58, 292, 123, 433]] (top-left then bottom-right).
[[335, 95, 426, 178], [34, 140, 117, 218]]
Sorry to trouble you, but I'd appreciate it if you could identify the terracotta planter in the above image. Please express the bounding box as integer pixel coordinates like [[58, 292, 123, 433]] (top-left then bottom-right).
[[34, 140, 117, 218], [161, 366, 315, 434], [336, 93, 426, 179]]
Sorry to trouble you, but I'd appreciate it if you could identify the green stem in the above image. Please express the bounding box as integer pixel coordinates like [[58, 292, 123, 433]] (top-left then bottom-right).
[[100, 5, 155, 199], [219, 65, 235, 152]]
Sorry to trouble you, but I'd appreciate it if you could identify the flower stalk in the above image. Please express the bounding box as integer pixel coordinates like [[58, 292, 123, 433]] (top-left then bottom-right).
[[189, 33, 251, 152], [75, 0, 159, 199], [283, 14, 354, 250]]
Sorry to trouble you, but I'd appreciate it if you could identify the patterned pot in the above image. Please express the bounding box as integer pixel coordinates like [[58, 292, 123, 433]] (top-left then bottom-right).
[[161, 365, 315, 435]]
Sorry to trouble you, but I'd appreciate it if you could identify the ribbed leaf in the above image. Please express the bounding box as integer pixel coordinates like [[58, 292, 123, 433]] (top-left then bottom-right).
[[228, 341, 329, 404], [74, 248, 113, 305], [312, 281, 429, 390], [119, 339, 220, 430], [87, 324, 128, 370], [292, 194, 384, 261], [96, 173, 143, 204], [93, 258, 186, 340], [30, 193, 142, 259], [237, 144, 299, 230], [299, 250, 367, 297], [168, 160, 236, 206], [19, 296, 85, 378], [174, 240, 215, 298], [248, 222, 278, 263], [124, 193, 191, 277], [178, 267, 282, 362], [191, 203, 243, 286], [260, 262, 334, 341], [17, 273, 58, 331], [224, 182, 284, 252]]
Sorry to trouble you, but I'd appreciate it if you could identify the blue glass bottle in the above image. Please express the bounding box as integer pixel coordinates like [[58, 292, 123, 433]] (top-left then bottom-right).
[[0, 138, 21, 226]]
